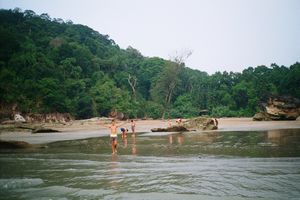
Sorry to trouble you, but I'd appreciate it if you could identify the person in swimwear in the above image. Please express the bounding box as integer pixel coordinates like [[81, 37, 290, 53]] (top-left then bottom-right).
[[100, 119, 127, 154], [120, 127, 128, 139], [131, 120, 136, 135]]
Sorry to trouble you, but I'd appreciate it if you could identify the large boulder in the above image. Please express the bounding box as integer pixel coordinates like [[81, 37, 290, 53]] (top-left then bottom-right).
[[151, 117, 218, 132], [183, 117, 218, 131], [14, 114, 26, 122], [253, 96, 300, 121], [109, 111, 128, 120], [151, 126, 188, 132], [1, 114, 26, 124]]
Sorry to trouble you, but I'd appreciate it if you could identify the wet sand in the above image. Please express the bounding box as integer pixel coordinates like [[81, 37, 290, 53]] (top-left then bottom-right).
[[0, 118, 300, 144]]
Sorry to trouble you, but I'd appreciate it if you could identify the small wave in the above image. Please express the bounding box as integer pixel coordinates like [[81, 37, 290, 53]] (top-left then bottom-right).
[[5, 185, 116, 199], [0, 178, 44, 189]]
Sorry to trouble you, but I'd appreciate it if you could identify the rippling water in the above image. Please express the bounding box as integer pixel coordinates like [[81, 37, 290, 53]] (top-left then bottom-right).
[[1, 129, 300, 199]]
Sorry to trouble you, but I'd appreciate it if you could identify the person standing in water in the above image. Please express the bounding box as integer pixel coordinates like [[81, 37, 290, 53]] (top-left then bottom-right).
[[131, 120, 136, 135], [109, 119, 118, 154], [100, 119, 127, 154]]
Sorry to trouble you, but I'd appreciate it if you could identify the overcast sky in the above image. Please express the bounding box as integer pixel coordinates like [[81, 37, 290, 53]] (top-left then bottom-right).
[[1, 0, 299, 74]]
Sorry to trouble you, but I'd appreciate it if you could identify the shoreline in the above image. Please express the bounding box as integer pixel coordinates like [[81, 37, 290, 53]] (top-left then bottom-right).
[[0, 118, 300, 145]]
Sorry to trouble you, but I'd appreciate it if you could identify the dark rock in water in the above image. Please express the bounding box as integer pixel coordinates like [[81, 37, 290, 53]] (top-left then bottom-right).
[[0, 140, 33, 149], [151, 126, 188, 132], [151, 117, 218, 132], [32, 128, 60, 133], [253, 96, 300, 121]]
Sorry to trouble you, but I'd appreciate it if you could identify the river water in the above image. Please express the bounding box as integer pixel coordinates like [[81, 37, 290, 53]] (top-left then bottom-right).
[[1, 129, 300, 199]]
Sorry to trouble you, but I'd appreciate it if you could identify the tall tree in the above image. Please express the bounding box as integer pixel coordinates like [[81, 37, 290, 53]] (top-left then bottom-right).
[[151, 51, 192, 118]]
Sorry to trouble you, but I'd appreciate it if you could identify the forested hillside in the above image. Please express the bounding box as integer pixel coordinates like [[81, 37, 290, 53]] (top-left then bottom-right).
[[0, 8, 299, 119]]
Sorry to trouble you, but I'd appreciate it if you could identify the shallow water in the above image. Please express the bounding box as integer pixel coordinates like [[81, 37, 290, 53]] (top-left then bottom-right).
[[1, 129, 300, 199]]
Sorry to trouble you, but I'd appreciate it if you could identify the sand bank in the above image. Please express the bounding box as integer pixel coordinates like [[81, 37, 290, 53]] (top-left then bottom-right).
[[0, 118, 299, 144]]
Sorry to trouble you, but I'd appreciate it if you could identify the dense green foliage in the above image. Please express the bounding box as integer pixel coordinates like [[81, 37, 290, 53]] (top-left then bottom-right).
[[1, 9, 299, 119]]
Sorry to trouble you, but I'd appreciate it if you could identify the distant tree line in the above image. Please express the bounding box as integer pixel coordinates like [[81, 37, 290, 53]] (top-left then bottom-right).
[[0, 9, 299, 119]]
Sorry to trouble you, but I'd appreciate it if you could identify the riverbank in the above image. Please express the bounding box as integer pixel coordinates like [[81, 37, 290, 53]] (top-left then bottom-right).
[[0, 118, 300, 144]]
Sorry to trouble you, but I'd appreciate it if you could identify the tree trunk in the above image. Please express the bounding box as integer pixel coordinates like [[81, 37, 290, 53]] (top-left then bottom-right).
[[127, 74, 137, 101]]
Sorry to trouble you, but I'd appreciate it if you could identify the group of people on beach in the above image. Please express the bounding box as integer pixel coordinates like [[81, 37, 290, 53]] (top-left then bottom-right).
[[100, 119, 136, 154]]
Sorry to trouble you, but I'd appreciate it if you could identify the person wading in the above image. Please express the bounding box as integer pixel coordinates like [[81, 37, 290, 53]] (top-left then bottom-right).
[[99, 119, 127, 154]]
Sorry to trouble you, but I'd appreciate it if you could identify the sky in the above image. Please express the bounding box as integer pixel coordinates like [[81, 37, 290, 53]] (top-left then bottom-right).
[[1, 0, 299, 74]]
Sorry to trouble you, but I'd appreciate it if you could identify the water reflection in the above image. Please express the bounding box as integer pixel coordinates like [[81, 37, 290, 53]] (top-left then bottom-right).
[[131, 134, 137, 155], [267, 129, 299, 145], [181, 129, 300, 147], [142, 129, 300, 157], [177, 133, 184, 145], [168, 135, 173, 144], [168, 133, 185, 145], [109, 155, 120, 190], [122, 137, 128, 148]]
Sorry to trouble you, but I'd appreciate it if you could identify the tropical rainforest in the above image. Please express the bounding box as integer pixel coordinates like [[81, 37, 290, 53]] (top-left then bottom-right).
[[0, 8, 299, 119]]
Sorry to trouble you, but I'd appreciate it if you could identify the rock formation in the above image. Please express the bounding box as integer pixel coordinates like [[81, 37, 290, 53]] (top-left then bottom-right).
[[253, 95, 300, 121], [151, 126, 188, 132], [253, 112, 271, 121], [183, 117, 218, 131], [109, 111, 128, 120], [1, 114, 26, 124], [151, 117, 218, 132], [25, 113, 73, 123], [14, 114, 26, 122]]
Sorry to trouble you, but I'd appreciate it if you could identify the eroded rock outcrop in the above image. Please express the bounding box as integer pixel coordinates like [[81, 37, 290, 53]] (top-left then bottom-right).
[[183, 117, 218, 131], [151, 117, 218, 132], [25, 113, 73, 123], [253, 112, 271, 121], [109, 111, 128, 120], [253, 96, 300, 121], [151, 126, 188, 132], [14, 114, 26, 122]]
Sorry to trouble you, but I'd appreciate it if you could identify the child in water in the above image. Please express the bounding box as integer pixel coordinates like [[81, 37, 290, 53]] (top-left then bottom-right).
[[120, 127, 128, 139], [131, 120, 136, 134]]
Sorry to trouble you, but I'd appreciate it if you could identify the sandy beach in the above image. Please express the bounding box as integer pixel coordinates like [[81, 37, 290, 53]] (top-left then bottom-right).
[[0, 118, 300, 144]]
